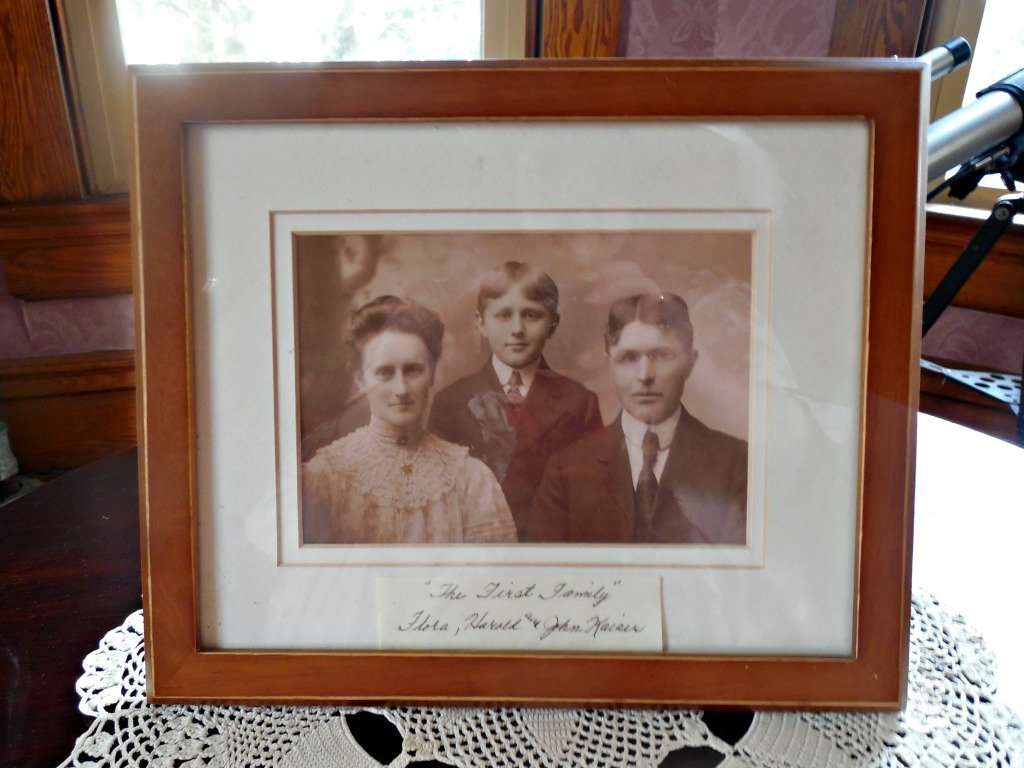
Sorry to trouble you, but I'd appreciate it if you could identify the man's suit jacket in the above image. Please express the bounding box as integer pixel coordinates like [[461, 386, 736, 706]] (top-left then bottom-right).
[[526, 407, 747, 544], [429, 359, 602, 537]]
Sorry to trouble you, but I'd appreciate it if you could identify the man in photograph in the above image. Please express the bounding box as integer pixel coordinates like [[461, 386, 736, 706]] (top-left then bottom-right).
[[429, 261, 603, 538], [526, 292, 747, 544]]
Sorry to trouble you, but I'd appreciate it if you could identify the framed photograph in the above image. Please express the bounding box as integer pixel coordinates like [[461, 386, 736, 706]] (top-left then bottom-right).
[[133, 60, 925, 708]]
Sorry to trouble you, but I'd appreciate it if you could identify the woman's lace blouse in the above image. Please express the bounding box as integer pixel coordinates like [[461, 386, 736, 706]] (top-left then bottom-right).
[[302, 423, 517, 543]]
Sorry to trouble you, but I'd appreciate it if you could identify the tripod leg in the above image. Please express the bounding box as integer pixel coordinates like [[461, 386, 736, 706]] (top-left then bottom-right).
[[922, 197, 1021, 335]]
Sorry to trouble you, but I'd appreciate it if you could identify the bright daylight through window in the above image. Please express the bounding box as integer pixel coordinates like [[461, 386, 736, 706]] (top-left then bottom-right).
[[961, 0, 1024, 190], [114, 0, 482, 64]]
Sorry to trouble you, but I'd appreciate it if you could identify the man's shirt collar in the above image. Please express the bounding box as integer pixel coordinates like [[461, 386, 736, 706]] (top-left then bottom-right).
[[621, 406, 681, 452]]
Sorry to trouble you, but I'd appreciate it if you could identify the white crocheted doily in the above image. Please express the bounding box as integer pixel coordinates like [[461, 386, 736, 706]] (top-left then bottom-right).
[[60, 595, 1024, 767]]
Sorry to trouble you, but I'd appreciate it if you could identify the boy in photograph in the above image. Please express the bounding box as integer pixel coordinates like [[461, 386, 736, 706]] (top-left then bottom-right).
[[526, 292, 747, 544], [429, 261, 603, 538]]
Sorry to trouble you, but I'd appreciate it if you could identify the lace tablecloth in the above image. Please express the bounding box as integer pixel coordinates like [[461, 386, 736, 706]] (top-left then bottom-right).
[[59, 594, 1023, 768]]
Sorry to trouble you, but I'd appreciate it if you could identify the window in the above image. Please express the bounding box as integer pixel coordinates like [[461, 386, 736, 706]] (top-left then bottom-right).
[[58, 0, 528, 195], [962, 0, 1024, 108], [114, 0, 484, 64]]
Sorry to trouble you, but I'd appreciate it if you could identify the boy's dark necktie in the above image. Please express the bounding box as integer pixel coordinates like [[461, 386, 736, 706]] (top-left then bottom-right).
[[504, 371, 525, 427], [635, 429, 660, 540]]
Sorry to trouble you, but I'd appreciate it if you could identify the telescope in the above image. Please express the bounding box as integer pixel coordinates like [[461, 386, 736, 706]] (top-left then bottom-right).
[[919, 37, 1023, 440], [926, 39, 1024, 182], [920, 38, 1024, 330]]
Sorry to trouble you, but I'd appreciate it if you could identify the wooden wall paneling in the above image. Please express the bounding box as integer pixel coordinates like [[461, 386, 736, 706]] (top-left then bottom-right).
[[1, 389, 136, 472], [920, 392, 1019, 445], [924, 208, 1024, 319], [0, 0, 82, 202], [0, 351, 136, 472], [0, 196, 131, 300], [829, 0, 931, 57], [540, 0, 623, 57]]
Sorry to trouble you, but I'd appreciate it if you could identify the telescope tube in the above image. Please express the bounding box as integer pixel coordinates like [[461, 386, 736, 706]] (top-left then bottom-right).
[[927, 69, 1024, 179]]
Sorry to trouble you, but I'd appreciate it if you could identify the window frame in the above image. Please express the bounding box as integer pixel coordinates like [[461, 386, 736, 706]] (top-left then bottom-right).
[[57, 0, 529, 196]]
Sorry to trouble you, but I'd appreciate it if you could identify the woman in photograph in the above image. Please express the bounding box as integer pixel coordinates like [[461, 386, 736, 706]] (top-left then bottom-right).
[[302, 296, 518, 544]]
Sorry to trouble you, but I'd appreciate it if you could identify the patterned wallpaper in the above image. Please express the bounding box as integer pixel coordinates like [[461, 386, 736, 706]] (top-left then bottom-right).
[[923, 306, 1024, 374], [0, 270, 133, 359], [621, 0, 838, 57]]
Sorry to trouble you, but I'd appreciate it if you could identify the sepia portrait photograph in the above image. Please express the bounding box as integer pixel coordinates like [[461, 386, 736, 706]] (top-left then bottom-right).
[[294, 229, 754, 549]]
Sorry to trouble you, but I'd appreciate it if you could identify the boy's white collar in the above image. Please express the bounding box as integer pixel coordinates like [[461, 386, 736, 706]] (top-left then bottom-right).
[[491, 355, 540, 390]]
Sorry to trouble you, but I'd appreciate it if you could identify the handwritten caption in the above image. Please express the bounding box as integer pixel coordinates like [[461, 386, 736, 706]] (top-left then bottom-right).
[[378, 574, 662, 651]]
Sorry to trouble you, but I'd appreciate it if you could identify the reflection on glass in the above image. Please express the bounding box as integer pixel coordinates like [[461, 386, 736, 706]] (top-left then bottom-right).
[[115, 0, 482, 65]]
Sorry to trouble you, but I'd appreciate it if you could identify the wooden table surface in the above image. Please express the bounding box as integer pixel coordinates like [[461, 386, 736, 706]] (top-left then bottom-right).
[[1, 414, 1021, 768], [1, 450, 140, 768]]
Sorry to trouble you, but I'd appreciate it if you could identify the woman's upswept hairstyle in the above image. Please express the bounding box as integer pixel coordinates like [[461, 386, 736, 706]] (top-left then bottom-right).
[[348, 295, 445, 367], [476, 260, 560, 319], [604, 292, 693, 351]]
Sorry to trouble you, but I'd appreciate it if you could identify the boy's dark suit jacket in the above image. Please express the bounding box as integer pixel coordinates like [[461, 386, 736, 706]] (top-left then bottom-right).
[[526, 407, 747, 544], [429, 359, 602, 537]]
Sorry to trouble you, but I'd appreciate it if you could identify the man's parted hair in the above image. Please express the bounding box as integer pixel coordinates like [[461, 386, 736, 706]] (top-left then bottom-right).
[[476, 260, 560, 318], [348, 295, 445, 367], [604, 292, 693, 351]]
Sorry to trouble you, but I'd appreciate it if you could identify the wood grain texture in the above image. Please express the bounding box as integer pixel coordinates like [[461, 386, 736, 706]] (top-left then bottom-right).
[[919, 391, 1019, 445], [541, 0, 622, 57], [0, 349, 135, 398], [0, 0, 82, 202], [924, 208, 1024, 319], [0, 350, 135, 472], [829, 0, 929, 57], [0, 196, 131, 300], [132, 60, 925, 708], [0, 450, 141, 768]]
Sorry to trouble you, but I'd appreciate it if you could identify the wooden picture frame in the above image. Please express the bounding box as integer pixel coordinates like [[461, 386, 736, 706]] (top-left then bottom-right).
[[133, 60, 925, 708]]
